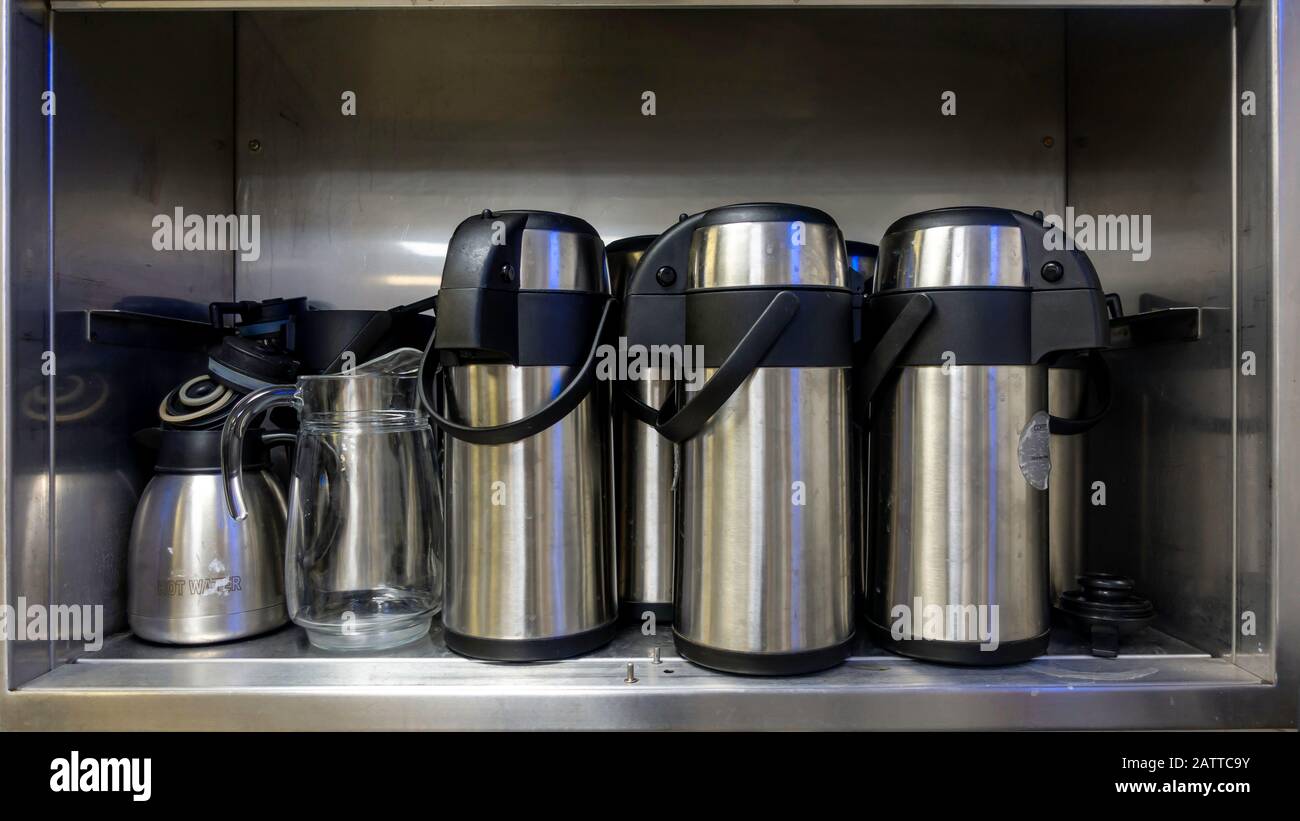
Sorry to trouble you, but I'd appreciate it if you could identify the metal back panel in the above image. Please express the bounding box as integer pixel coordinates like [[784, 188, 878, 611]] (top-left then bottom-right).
[[234, 8, 1068, 306]]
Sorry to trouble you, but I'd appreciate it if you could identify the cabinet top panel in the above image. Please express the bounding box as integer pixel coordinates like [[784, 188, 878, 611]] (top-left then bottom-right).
[[50, 0, 1237, 11]]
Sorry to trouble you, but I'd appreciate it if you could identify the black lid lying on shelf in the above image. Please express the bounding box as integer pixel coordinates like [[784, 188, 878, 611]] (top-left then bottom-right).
[[1058, 573, 1156, 659]]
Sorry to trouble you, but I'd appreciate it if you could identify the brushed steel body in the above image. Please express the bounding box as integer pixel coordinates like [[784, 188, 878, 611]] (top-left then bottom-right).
[[610, 242, 675, 617], [1048, 366, 1086, 605], [616, 376, 675, 614], [443, 364, 616, 642], [875, 224, 1026, 291], [128, 471, 288, 644], [676, 366, 854, 655], [868, 365, 1050, 645], [518, 227, 606, 291], [690, 221, 847, 289]]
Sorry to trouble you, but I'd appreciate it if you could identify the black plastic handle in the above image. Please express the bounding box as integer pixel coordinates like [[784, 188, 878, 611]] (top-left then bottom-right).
[[652, 290, 800, 444], [616, 377, 662, 427], [1049, 351, 1112, 436], [855, 292, 934, 420], [419, 298, 614, 446]]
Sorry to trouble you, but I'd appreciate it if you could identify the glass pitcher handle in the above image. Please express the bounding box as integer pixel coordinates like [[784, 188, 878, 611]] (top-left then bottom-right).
[[221, 384, 297, 521]]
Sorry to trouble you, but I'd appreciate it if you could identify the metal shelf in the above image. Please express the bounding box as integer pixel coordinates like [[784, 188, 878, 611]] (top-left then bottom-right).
[[7, 621, 1267, 731]]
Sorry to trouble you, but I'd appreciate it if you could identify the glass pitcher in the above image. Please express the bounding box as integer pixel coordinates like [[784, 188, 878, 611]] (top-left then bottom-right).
[[221, 351, 441, 651]]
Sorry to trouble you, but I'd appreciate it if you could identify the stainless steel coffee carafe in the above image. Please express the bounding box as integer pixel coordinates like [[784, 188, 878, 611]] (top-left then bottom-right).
[[128, 428, 290, 644], [862, 207, 1109, 664], [608, 235, 676, 625], [420, 210, 617, 661], [623, 203, 856, 675]]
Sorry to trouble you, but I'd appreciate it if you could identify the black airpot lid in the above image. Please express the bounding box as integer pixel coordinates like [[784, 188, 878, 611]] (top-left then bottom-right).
[[148, 428, 278, 474]]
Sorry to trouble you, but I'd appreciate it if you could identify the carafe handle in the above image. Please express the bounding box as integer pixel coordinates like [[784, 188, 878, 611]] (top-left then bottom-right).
[[419, 298, 615, 446], [854, 292, 934, 420], [1048, 351, 1112, 435], [221, 385, 297, 521], [651, 289, 800, 444]]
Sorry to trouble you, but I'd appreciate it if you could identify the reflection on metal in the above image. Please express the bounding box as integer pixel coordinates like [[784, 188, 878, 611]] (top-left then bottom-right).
[[1232, 0, 1282, 683], [44, 15, 237, 673], [3, 0, 54, 690]]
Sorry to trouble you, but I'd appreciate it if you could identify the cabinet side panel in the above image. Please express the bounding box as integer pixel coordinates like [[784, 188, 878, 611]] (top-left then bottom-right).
[[49, 12, 234, 664], [1068, 9, 1236, 656], [5, 1, 53, 690]]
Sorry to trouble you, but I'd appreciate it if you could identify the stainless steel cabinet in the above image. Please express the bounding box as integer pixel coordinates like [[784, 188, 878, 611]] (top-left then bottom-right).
[[2, 0, 1296, 730]]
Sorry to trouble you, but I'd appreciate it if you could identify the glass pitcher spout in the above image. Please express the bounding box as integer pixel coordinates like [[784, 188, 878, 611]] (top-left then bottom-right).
[[221, 384, 297, 521]]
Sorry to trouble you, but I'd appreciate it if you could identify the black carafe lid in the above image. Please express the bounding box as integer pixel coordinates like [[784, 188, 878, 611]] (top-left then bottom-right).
[[208, 335, 301, 392], [148, 428, 280, 474], [294, 308, 436, 375], [1058, 573, 1156, 659], [434, 209, 607, 367], [157, 373, 241, 430], [620, 203, 852, 444], [871, 206, 1111, 363], [861, 206, 1113, 432], [606, 235, 657, 300], [209, 297, 308, 336], [420, 209, 611, 447], [294, 310, 383, 373], [205, 296, 307, 390]]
